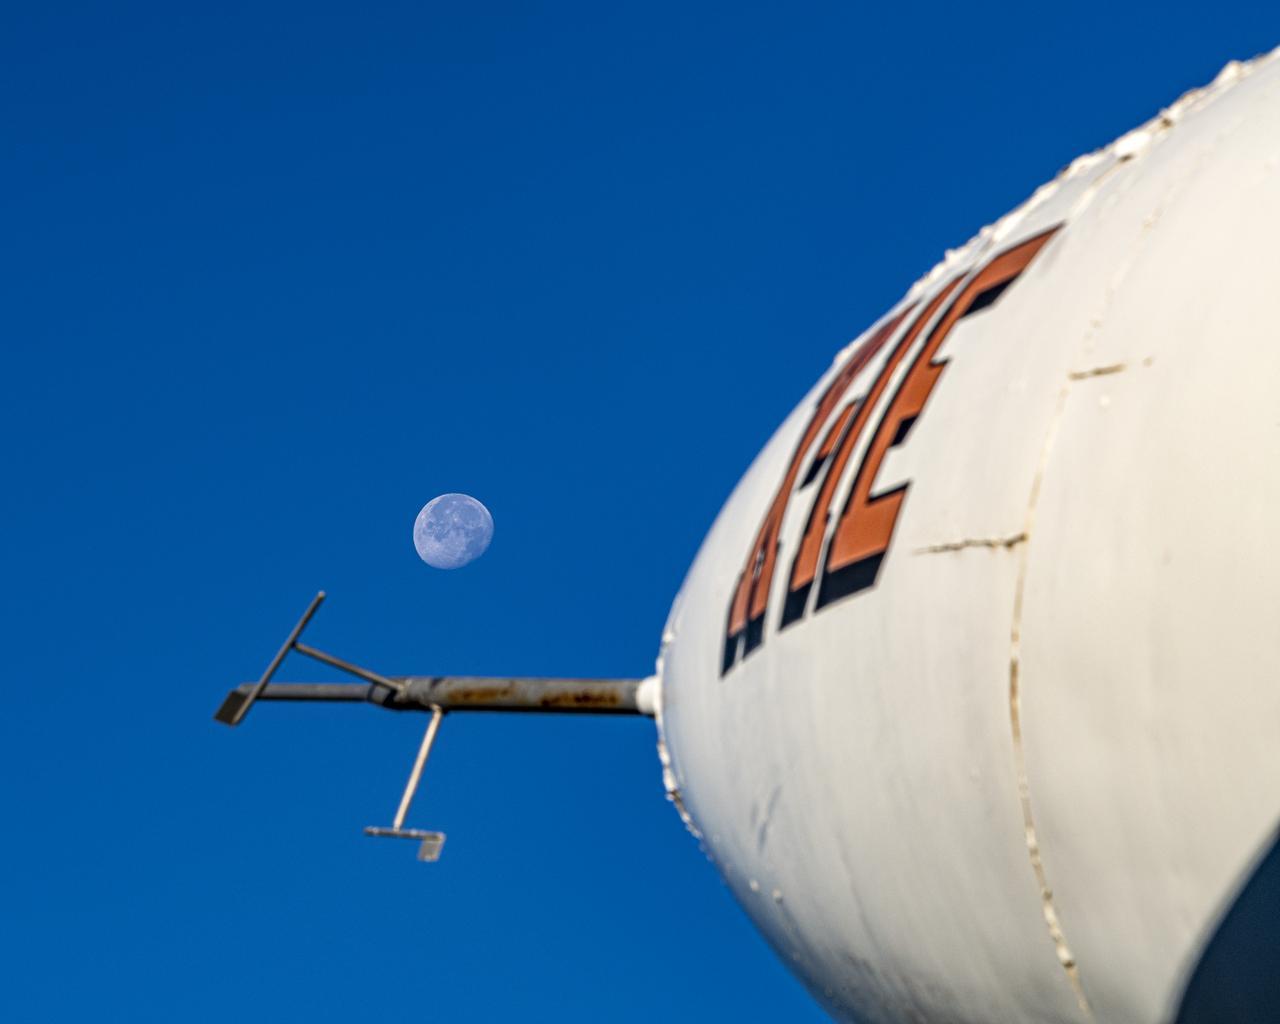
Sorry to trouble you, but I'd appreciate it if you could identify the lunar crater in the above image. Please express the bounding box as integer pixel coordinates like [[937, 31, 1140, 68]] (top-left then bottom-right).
[[413, 493, 494, 569]]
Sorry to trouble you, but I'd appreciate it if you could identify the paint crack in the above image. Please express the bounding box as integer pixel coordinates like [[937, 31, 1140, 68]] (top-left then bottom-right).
[[913, 532, 1027, 555], [1067, 363, 1127, 380], [1009, 378, 1095, 1020]]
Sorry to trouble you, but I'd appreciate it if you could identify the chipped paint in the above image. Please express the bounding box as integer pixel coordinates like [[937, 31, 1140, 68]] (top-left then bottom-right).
[[825, 46, 1280, 379], [753, 784, 782, 853], [652, 625, 704, 840]]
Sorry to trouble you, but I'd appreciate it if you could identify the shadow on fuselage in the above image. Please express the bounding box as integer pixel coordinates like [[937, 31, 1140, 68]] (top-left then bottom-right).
[[1175, 828, 1280, 1022]]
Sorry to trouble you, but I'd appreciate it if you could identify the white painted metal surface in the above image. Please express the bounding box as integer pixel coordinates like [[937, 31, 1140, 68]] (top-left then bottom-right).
[[655, 48, 1280, 1023]]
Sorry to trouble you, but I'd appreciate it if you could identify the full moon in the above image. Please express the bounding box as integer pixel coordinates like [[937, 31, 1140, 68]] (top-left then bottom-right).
[[413, 493, 494, 569]]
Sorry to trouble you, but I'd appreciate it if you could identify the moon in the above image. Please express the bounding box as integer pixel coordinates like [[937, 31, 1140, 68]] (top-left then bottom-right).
[[413, 493, 494, 569]]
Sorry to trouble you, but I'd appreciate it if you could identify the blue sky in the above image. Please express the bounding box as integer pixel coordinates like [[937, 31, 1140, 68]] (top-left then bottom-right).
[[3, 4, 1275, 1020]]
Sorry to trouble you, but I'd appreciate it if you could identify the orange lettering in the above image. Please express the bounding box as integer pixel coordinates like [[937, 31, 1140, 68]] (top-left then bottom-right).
[[722, 225, 1062, 673], [818, 227, 1060, 606], [780, 278, 961, 627], [723, 307, 912, 671]]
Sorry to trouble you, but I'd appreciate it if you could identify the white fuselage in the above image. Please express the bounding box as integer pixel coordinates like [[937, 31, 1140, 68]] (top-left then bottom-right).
[[655, 49, 1280, 1024]]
